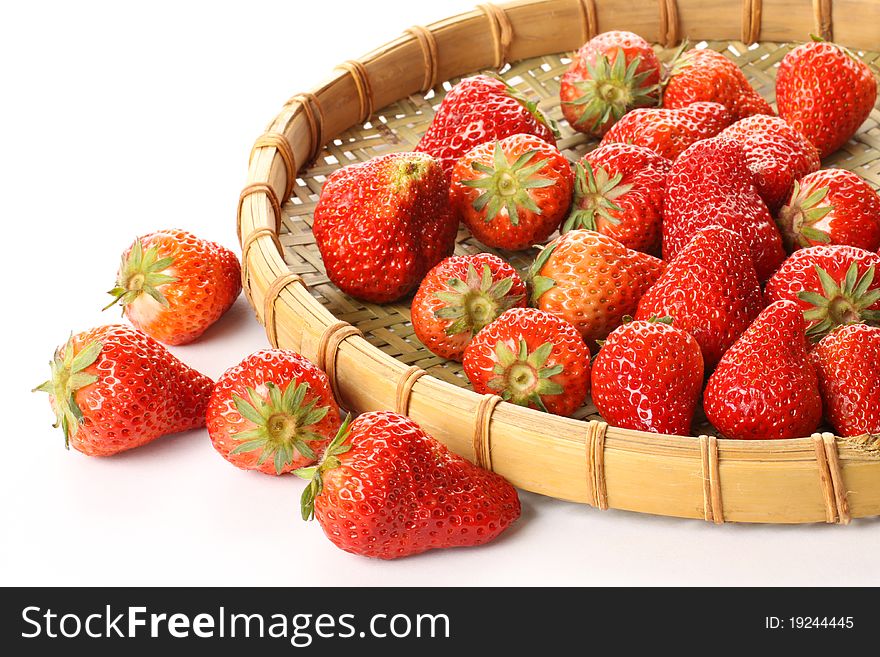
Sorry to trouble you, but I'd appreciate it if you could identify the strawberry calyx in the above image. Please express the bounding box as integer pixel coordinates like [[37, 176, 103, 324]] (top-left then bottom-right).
[[104, 238, 178, 311], [777, 180, 834, 249], [660, 40, 690, 89], [799, 262, 880, 341], [563, 162, 634, 232], [295, 413, 354, 520], [230, 381, 332, 474], [433, 263, 523, 336], [33, 337, 102, 448], [527, 242, 559, 305], [462, 142, 554, 226], [491, 74, 561, 138], [487, 339, 563, 412]]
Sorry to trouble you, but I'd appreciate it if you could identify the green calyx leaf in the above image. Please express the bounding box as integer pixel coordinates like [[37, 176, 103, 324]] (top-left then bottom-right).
[[526, 241, 559, 305], [229, 381, 333, 474], [33, 336, 103, 448], [660, 40, 691, 89], [490, 74, 561, 138], [562, 161, 633, 233], [799, 262, 880, 341], [294, 414, 354, 521], [104, 237, 178, 312], [433, 263, 523, 336], [777, 180, 834, 250], [488, 338, 564, 413]]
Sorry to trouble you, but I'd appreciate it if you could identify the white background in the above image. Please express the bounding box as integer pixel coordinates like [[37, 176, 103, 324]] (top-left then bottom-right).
[[2, 0, 878, 586]]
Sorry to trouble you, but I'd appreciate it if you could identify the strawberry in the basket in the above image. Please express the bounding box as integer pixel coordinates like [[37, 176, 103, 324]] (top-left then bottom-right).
[[105, 229, 241, 345], [313, 152, 458, 304], [776, 169, 880, 253], [592, 318, 704, 435], [462, 307, 591, 417], [34, 324, 213, 456], [776, 38, 877, 158], [297, 411, 521, 559], [703, 300, 822, 441], [559, 30, 661, 136], [206, 349, 341, 475], [564, 142, 671, 254], [411, 253, 527, 362], [450, 134, 573, 250], [415, 74, 558, 175]]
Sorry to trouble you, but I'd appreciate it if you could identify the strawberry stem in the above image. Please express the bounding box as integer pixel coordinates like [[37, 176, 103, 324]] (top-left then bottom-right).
[[563, 161, 633, 232], [104, 237, 178, 312], [799, 262, 880, 341], [486, 339, 564, 412], [433, 263, 522, 336], [295, 414, 354, 521]]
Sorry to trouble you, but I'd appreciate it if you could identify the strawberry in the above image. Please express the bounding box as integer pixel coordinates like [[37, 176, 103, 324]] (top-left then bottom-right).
[[663, 135, 786, 281], [34, 324, 213, 456], [703, 300, 822, 441], [450, 134, 574, 250], [415, 74, 558, 176], [812, 324, 880, 436], [776, 169, 880, 252], [105, 229, 241, 346], [206, 349, 341, 475], [764, 244, 880, 341], [462, 307, 591, 416], [560, 30, 661, 136], [776, 38, 878, 158], [599, 102, 733, 161], [719, 115, 821, 214], [410, 253, 526, 362], [313, 152, 458, 304], [663, 47, 774, 122], [564, 143, 671, 254], [591, 317, 704, 435], [529, 230, 664, 346], [635, 226, 765, 369], [296, 411, 520, 559]]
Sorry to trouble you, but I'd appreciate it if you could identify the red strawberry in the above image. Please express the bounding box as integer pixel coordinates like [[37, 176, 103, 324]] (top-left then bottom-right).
[[812, 324, 880, 436], [663, 48, 774, 122], [105, 229, 241, 345], [415, 75, 558, 175], [764, 244, 880, 341], [462, 307, 590, 416], [636, 226, 765, 369], [776, 38, 878, 158], [450, 134, 574, 250], [529, 230, 664, 345], [206, 350, 341, 475], [592, 318, 704, 435], [704, 300, 823, 440], [599, 102, 733, 161], [663, 135, 786, 281], [410, 253, 526, 362], [564, 143, 671, 254], [34, 324, 213, 456], [719, 115, 821, 213], [560, 30, 661, 136], [313, 152, 457, 304], [296, 412, 520, 559], [776, 169, 880, 252]]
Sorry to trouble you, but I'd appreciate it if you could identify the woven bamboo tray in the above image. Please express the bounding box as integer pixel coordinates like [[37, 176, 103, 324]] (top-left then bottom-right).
[[237, 0, 880, 524]]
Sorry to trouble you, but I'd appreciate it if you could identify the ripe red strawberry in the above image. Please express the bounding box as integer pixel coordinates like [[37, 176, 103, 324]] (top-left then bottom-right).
[[105, 229, 241, 345], [812, 324, 880, 436], [462, 307, 590, 416], [529, 230, 664, 346], [206, 350, 341, 475], [450, 134, 574, 250], [592, 318, 704, 435], [560, 30, 661, 136], [415, 75, 558, 175], [764, 244, 880, 341], [296, 411, 520, 559], [719, 115, 821, 214], [313, 152, 458, 304], [410, 253, 526, 361], [599, 102, 733, 161], [564, 143, 671, 254], [776, 38, 878, 158], [34, 324, 213, 456], [776, 169, 880, 252], [663, 135, 786, 281], [636, 226, 765, 369], [704, 300, 822, 440], [663, 48, 774, 122]]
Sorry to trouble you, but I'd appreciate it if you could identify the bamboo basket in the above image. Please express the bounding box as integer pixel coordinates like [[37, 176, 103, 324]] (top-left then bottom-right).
[[237, 0, 880, 524]]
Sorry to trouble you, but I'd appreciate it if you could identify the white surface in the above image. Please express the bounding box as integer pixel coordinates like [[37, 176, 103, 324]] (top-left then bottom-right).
[[2, 0, 878, 587]]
